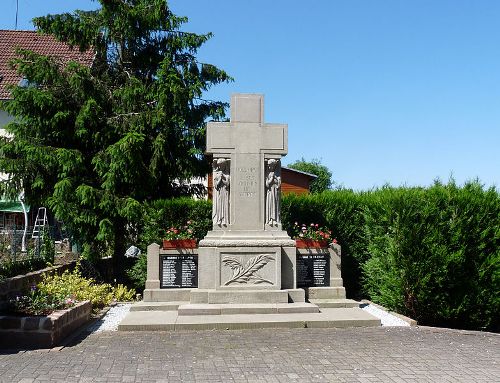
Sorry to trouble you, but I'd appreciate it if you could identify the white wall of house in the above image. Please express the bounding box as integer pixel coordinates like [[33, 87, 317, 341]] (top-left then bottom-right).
[[0, 109, 13, 181], [0, 109, 13, 132]]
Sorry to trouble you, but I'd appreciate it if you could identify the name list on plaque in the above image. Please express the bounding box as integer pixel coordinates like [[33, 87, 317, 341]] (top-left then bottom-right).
[[160, 255, 198, 288], [297, 253, 330, 288]]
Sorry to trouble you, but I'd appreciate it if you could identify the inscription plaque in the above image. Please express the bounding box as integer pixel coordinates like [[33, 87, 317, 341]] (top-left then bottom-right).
[[297, 253, 330, 288], [160, 255, 198, 288]]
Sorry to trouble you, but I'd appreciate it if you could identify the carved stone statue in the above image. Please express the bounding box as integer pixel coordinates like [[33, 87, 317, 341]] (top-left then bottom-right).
[[265, 159, 281, 225], [213, 158, 230, 226]]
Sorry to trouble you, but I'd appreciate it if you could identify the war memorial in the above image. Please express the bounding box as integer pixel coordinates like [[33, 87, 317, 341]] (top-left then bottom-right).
[[119, 94, 380, 330]]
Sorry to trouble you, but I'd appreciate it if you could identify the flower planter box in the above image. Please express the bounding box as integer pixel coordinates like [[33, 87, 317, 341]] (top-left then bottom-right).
[[295, 239, 329, 249], [162, 239, 197, 249], [0, 300, 91, 349]]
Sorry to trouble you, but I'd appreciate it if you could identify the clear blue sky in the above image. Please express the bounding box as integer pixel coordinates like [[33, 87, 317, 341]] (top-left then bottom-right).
[[2, 0, 499, 191]]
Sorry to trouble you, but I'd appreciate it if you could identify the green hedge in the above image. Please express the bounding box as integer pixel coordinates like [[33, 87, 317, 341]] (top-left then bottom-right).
[[362, 182, 499, 331], [127, 198, 212, 290], [283, 181, 500, 331]]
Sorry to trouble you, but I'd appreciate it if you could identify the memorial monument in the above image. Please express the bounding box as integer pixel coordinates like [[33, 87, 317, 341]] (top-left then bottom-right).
[[194, 93, 301, 304], [126, 93, 381, 330]]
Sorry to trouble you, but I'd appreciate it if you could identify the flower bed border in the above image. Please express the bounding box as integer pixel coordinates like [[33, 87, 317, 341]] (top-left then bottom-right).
[[162, 239, 197, 249], [0, 300, 91, 349], [295, 239, 329, 248]]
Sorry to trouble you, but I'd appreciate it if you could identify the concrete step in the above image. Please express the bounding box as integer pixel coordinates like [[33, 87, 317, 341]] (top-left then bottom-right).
[[307, 287, 346, 300], [177, 303, 319, 316], [191, 289, 290, 304], [308, 299, 361, 308], [118, 307, 381, 331], [130, 301, 189, 312]]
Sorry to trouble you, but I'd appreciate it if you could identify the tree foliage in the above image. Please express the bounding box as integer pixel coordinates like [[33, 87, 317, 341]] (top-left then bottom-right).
[[0, 0, 231, 262], [287, 158, 333, 193]]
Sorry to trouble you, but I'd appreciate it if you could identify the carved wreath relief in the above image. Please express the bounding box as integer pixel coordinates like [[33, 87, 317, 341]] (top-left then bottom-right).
[[222, 254, 274, 285], [265, 159, 281, 226], [213, 158, 230, 226]]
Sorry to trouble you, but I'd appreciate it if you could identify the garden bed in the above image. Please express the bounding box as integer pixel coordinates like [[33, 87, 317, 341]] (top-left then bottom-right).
[[0, 300, 91, 349]]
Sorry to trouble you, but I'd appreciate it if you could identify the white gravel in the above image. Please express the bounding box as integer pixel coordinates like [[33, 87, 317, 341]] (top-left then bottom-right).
[[361, 303, 410, 327], [88, 303, 132, 332]]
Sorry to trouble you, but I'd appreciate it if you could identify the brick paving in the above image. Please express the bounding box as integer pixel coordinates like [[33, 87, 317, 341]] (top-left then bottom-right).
[[0, 326, 498, 382]]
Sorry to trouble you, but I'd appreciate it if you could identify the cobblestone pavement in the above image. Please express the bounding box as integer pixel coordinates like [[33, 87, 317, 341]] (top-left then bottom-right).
[[0, 326, 498, 382]]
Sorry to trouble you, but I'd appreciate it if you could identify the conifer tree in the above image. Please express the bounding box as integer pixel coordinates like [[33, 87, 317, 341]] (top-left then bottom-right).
[[0, 0, 231, 266]]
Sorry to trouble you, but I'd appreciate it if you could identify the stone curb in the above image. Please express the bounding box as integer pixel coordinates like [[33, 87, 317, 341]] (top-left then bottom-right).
[[360, 299, 417, 326], [418, 325, 500, 337]]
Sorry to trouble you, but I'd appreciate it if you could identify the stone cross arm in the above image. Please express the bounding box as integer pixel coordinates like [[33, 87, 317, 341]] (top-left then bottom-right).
[[206, 94, 287, 156]]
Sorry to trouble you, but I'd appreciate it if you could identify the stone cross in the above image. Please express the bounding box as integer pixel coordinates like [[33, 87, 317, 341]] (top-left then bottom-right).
[[206, 94, 287, 231]]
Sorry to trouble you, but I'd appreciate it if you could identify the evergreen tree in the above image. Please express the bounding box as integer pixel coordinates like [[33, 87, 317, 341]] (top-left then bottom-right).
[[0, 0, 231, 266]]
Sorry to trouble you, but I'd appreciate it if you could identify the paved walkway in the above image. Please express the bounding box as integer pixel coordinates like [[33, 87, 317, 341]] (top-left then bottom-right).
[[0, 326, 498, 382]]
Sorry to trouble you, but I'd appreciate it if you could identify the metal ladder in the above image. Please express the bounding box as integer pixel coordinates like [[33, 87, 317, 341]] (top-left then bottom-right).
[[32, 207, 48, 239]]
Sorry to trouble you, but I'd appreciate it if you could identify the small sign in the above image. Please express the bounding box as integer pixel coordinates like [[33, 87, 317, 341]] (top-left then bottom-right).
[[297, 253, 330, 288], [160, 255, 198, 288]]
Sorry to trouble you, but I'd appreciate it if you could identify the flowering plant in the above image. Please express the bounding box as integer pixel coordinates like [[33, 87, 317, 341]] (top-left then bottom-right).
[[290, 222, 337, 244], [8, 284, 76, 316], [163, 221, 197, 241]]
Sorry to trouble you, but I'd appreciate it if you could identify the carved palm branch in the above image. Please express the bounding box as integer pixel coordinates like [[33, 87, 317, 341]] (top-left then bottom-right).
[[222, 254, 274, 285]]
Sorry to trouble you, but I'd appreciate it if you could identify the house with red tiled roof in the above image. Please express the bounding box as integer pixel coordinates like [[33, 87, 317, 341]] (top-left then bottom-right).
[[0, 30, 94, 240]]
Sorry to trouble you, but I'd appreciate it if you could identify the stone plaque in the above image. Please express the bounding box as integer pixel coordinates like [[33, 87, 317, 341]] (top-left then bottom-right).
[[220, 252, 277, 287], [297, 253, 330, 288], [160, 255, 198, 289]]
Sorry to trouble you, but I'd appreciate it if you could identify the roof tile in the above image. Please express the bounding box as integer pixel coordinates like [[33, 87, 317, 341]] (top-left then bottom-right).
[[0, 30, 94, 100]]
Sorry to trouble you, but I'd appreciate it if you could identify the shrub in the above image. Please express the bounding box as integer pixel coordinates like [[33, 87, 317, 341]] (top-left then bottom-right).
[[138, 198, 211, 249], [8, 285, 75, 316], [112, 284, 136, 302], [38, 267, 114, 312], [126, 253, 147, 292]]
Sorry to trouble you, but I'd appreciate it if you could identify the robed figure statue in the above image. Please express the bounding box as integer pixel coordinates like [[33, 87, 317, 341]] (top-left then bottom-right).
[[213, 158, 230, 226], [265, 159, 281, 226]]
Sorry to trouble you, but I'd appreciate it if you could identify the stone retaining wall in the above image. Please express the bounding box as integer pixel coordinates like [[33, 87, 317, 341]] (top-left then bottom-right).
[[0, 262, 75, 301], [0, 300, 91, 349]]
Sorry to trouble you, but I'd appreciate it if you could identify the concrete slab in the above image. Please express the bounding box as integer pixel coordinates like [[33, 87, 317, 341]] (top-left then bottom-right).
[[178, 304, 222, 316], [177, 303, 319, 315], [118, 307, 380, 331], [220, 304, 277, 315], [307, 286, 346, 299], [309, 298, 361, 308], [117, 311, 177, 331], [130, 301, 188, 311], [277, 302, 319, 313]]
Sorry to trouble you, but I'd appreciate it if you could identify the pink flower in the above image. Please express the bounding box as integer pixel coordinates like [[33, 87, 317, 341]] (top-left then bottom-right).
[[332, 238, 338, 244], [315, 224, 319, 227]]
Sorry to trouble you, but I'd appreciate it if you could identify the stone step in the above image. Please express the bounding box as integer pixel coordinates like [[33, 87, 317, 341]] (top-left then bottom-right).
[[308, 299, 361, 308], [118, 307, 381, 331], [177, 303, 319, 316], [130, 301, 189, 312], [307, 287, 346, 300], [190, 289, 290, 304]]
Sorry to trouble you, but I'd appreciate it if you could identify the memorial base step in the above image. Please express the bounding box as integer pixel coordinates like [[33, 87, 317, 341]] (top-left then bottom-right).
[[130, 301, 189, 312], [143, 288, 191, 302], [307, 286, 346, 300], [177, 303, 319, 316], [308, 298, 360, 308], [118, 307, 381, 331], [190, 289, 290, 304]]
